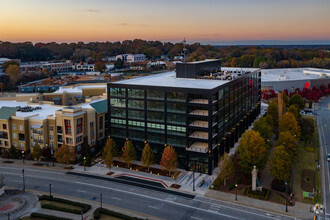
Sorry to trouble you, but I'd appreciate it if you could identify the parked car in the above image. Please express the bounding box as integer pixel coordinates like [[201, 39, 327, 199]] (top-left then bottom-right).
[[327, 153, 330, 162]]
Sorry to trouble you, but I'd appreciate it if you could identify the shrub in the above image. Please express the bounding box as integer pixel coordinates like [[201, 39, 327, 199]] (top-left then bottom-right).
[[245, 186, 270, 200], [94, 207, 144, 220], [271, 179, 286, 192], [227, 184, 236, 191], [30, 212, 71, 220], [39, 195, 91, 213], [41, 203, 82, 214]]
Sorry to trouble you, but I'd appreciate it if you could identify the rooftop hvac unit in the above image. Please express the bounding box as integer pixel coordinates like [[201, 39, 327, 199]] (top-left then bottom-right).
[[263, 72, 267, 75], [277, 78, 280, 81], [279, 74, 284, 77], [284, 76, 289, 79]]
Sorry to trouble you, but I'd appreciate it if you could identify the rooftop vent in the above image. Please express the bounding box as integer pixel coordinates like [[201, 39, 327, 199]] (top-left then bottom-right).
[[284, 76, 289, 79], [279, 74, 284, 77]]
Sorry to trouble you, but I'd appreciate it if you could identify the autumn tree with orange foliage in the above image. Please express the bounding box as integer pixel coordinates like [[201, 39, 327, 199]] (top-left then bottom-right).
[[160, 145, 177, 176], [54, 144, 76, 166]]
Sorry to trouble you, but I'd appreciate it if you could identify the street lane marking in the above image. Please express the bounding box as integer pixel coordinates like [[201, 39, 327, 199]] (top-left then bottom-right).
[[74, 181, 241, 219], [148, 205, 160, 209], [190, 217, 202, 220], [111, 197, 122, 200], [193, 197, 294, 220], [77, 190, 87, 193]]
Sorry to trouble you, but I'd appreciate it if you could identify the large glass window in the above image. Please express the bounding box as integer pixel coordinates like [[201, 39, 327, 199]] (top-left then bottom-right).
[[147, 101, 164, 111], [128, 89, 144, 98], [128, 100, 144, 109], [167, 92, 185, 102], [110, 98, 126, 108], [167, 103, 185, 113], [148, 134, 164, 144], [111, 108, 126, 118], [128, 110, 144, 120], [167, 113, 185, 125], [167, 137, 185, 147], [110, 88, 126, 97], [147, 123, 165, 134], [128, 120, 145, 131], [147, 112, 164, 122], [147, 90, 164, 100], [128, 130, 144, 141], [167, 125, 186, 136]]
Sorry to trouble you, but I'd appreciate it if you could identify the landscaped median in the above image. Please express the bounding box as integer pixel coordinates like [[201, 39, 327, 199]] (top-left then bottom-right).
[[20, 212, 71, 220], [93, 207, 145, 220], [38, 195, 91, 214]]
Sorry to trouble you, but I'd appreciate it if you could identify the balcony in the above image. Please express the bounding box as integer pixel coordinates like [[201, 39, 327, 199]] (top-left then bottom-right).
[[189, 110, 208, 116], [0, 131, 8, 140], [189, 120, 208, 128], [189, 99, 208, 104], [189, 131, 209, 140], [32, 139, 43, 144], [187, 142, 208, 153], [32, 129, 43, 135]]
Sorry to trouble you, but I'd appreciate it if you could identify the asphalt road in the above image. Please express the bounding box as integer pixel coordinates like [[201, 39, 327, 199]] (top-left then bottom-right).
[[316, 96, 330, 218], [0, 165, 295, 220]]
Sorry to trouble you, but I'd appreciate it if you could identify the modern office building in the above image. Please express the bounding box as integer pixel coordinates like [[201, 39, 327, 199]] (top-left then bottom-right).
[[107, 60, 261, 174]]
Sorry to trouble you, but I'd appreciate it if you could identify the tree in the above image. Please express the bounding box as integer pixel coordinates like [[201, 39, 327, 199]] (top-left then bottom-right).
[[141, 143, 154, 172], [121, 140, 136, 168], [54, 144, 76, 165], [237, 130, 268, 174], [218, 153, 234, 186], [270, 145, 291, 181], [253, 117, 273, 142], [143, 47, 162, 60], [289, 94, 304, 110], [276, 131, 297, 158], [299, 117, 315, 142], [267, 99, 278, 130], [42, 147, 52, 160], [288, 105, 300, 119], [32, 143, 42, 161], [1, 61, 19, 72], [160, 145, 178, 176], [9, 145, 19, 159], [5, 64, 21, 85], [102, 136, 117, 159], [279, 112, 300, 139], [114, 58, 124, 69], [94, 62, 106, 73], [105, 148, 114, 170]]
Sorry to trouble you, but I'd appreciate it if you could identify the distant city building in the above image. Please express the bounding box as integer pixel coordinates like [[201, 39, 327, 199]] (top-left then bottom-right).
[[126, 54, 146, 63], [222, 67, 330, 92], [42, 61, 72, 72], [115, 54, 130, 62], [107, 60, 261, 174], [73, 63, 95, 72]]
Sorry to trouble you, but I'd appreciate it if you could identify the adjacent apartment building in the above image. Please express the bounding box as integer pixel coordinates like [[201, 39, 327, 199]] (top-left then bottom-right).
[[107, 60, 261, 174], [0, 99, 108, 159]]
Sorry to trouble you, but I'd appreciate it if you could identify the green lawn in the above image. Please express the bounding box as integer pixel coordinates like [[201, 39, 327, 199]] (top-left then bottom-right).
[[292, 116, 321, 204]]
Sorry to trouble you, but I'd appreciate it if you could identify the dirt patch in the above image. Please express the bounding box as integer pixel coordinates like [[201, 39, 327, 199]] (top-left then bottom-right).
[[170, 184, 181, 189]]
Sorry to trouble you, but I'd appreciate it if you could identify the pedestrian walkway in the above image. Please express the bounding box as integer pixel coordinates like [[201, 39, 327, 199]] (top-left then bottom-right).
[[205, 189, 314, 220]]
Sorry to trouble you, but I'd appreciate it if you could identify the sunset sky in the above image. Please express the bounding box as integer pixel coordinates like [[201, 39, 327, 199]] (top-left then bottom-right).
[[0, 0, 329, 44]]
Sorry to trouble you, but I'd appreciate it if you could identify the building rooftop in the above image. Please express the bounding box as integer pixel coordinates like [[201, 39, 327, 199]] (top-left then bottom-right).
[[54, 84, 107, 93], [112, 71, 229, 89], [261, 68, 329, 82], [0, 107, 17, 120], [0, 101, 62, 119]]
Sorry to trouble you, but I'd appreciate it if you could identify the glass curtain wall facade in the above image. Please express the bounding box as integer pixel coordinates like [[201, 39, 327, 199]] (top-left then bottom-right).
[[107, 70, 261, 174]]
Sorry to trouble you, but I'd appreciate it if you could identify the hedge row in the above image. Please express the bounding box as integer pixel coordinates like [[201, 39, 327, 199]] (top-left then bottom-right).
[[41, 203, 83, 214], [39, 195, 91, 213], [30, 212, 71, 220], [93, 207, 144, 220], [245, 186, 270, 200]]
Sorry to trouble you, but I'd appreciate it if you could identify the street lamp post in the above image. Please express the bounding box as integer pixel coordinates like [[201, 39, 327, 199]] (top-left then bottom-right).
[[100, 193, 103, 209], [235, 184, 238, 201], [51, 147, 55, 166], [192, 162, 195, 191], [22, 151, 25, 164], [81, 211, 83, 220], [285, 178, 288, 212], [83, 157, 86, 171], [22, 169, 25, 192], [49, 184, 52, 197]]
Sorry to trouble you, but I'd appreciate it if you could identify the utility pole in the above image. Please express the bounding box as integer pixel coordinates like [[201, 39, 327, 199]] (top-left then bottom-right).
[[22, 169, 25, 192], [193, 161, 195, 191], [100, 193, 103, 209], [49, 184, 52, 197]]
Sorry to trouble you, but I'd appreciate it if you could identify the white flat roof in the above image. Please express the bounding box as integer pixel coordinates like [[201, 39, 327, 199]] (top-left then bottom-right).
[[113, 71, 229, 89], [54, 85, 107, 93], [261, 68, 329, 82], [0, 101, 62, 119]]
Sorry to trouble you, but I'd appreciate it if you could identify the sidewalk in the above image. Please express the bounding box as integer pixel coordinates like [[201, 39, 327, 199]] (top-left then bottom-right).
[[205, 189, 314, 220], [0, 157, 69, 172]]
